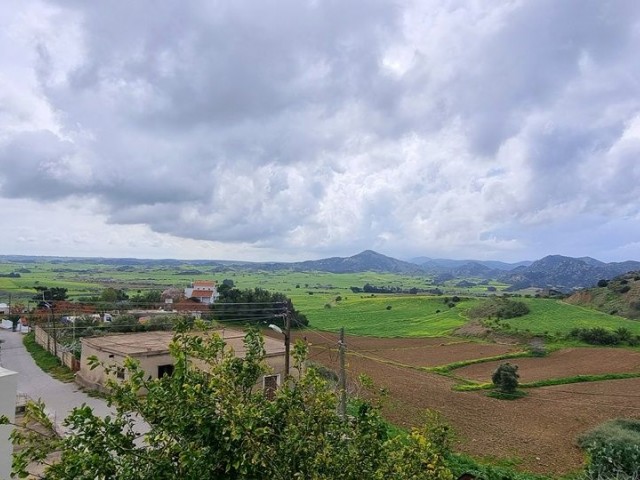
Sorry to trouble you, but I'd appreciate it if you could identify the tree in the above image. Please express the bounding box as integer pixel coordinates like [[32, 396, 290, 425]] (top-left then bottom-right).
[[100, 287, 129, 303], [33, 286, 68, 303], [214, 287, 308, 328], [491, 362, 519, 394], [3, 326, 452, 480]]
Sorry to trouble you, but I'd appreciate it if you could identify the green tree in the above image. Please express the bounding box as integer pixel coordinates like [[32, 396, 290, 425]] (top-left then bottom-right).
[[33, 286, 68, 303], [4, 326, 452, 480], [491, 362, 519, 394]]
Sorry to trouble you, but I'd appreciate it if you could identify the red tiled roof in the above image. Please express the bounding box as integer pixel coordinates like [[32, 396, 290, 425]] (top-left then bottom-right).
[[193, 280, 216, 287], [191, 291, 214, 298]]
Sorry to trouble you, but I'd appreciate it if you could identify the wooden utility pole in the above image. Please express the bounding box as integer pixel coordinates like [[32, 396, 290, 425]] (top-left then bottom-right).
[[284, 303, 291, 378], [338, 327, 347, 420]]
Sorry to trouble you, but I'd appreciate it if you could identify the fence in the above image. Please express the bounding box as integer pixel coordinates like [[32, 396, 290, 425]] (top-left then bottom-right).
[[33, 326, 80, 372]]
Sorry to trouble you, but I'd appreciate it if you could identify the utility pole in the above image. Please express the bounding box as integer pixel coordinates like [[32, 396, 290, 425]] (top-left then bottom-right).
[[338, 327, 347, 420], [284, 301, 292, 378]]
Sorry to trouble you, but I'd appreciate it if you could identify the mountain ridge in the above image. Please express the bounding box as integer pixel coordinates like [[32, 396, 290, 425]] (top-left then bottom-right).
[[1, 251, 638, 289]]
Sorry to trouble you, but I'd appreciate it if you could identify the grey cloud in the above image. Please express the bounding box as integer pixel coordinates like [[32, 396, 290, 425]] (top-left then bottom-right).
[[0, 130, 79, 200], [2, 0, 640, 260]]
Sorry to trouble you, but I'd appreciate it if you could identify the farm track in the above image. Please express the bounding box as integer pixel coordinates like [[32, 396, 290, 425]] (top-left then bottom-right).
[[290, 331, 640, 476]]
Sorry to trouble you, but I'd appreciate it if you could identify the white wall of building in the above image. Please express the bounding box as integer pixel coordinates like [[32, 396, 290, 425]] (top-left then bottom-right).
[[0, 367, 17, 480]]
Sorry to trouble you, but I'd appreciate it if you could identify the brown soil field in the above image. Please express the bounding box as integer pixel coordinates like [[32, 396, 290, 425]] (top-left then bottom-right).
[[289, 331, 640, 476], [455, 347, 640, 383]]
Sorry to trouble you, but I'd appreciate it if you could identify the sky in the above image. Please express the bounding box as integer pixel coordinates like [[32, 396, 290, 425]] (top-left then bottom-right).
[[1, 0, 640, 263]]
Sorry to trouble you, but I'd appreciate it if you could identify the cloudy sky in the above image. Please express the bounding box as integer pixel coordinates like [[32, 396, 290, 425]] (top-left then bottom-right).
[[1, 0, 639, 263]]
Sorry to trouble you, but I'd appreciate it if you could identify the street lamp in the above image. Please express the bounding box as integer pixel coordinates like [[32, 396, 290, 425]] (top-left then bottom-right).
[[268, 310, 290, 378]]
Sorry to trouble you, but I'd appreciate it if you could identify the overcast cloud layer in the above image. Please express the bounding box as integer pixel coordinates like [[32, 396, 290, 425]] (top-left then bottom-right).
[[1, 0, 640, 262]]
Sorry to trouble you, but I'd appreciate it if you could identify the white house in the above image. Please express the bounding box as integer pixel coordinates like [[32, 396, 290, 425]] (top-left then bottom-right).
[[184, 280, 219, 305], [0, 367, 17, 480]]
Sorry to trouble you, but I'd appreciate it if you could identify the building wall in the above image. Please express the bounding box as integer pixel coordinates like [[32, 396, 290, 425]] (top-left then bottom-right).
[[0, 368, 17, 480], [76, 341, 174, 392], [77, 337, 287, 394]]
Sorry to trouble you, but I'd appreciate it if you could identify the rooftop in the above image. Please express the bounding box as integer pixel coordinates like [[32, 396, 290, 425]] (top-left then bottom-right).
[[82, 329, 286, 358]]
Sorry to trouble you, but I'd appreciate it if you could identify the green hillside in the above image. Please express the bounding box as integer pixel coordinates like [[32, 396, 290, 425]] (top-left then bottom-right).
[[565, 272, 640, 319]]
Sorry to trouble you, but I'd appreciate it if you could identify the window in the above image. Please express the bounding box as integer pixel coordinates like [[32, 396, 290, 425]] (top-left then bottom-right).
[[158, 364, 175, 378], [263, 374, 280, 400], [116, 367, 125, 380]]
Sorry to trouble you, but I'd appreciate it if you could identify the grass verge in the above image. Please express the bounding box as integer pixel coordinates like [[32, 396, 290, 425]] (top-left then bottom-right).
[[23, 332, 75, 382], [453, 372, 640, 392], [426, 351, 532, 375]]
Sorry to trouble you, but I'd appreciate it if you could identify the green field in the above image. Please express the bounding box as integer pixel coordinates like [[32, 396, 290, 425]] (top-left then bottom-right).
[[499, 298, 640, 336], [295, 295, 472, 337]]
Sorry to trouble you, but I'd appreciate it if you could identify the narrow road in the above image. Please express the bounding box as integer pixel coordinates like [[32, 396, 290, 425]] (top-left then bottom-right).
[[0, 329, 113, 426]]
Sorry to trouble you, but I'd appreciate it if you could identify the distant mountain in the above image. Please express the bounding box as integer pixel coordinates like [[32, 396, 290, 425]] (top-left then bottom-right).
[[450, 262, 495, 279], [500, 255, 640, 291], [412, 257, 530, 272], [1, 252, 639, 290], [284, 250, 422, 274]]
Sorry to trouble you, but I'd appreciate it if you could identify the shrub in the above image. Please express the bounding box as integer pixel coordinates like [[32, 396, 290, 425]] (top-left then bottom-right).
[[467, 298, 529, 321], [491, 363, 519, 394], [569, 327, 621, 346], [386, 305, 392, 310], [579, 419, 640, 479], [597, 279, 609, 288], [619, 285, 631, 294]]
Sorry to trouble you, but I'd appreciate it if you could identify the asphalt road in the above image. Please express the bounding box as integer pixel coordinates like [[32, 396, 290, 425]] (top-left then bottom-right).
[[0, 328, 113, 426]]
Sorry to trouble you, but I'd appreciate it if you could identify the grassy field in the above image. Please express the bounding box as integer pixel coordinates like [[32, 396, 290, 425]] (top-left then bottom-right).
[[499, 298, 640, 336], [294, 295, 473, 337]]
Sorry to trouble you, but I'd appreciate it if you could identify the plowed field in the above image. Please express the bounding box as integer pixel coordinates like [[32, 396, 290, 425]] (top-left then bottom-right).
[[288, 331, 640, 476]]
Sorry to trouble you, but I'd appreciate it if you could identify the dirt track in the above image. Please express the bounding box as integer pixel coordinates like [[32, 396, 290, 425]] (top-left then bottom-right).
[[291, 331, 640, 476]]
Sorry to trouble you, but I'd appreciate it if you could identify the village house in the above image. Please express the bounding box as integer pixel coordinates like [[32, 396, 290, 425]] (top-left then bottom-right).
[[75, 329, 287, 395], [184, 280, 219, 305]]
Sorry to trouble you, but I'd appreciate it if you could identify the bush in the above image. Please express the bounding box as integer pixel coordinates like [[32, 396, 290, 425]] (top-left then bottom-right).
[[386, 305, 392, 310], [468, 298, 530, 321], [491, 363, 519, 394], [578, 419, 640, 479], [619, 285, 631, 294], [568, 327, 629, 346], [597, 279, 609, 288]]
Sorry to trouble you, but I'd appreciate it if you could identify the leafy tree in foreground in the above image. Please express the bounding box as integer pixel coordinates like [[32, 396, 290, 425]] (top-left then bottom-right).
[[491, 362, 519, 394], [4, 324, 452, 480]]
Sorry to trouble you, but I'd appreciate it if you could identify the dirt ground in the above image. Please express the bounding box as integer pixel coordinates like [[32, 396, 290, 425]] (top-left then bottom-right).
[[456, 347, 640, 383], [289, 331, 640, 476]]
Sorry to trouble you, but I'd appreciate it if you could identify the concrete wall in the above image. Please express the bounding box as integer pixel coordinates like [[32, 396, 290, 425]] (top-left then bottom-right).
[[0, 367, 17, 480], [33, 326, 80, 372]]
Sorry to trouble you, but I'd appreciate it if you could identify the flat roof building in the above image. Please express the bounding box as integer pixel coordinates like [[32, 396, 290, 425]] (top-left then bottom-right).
[[76, 330, 286, 394]]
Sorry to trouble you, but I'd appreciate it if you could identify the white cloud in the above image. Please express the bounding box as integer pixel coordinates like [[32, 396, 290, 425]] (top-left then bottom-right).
[[1, 0, 640, 262]]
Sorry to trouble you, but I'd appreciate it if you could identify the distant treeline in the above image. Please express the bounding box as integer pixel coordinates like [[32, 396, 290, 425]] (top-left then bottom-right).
[[213, 286, 308, 329], [0, 272, 21, 278], [350, 284, 443, 295]]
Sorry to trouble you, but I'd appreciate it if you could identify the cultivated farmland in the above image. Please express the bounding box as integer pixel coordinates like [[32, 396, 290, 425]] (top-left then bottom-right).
[[291, 330, 640, 476]]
